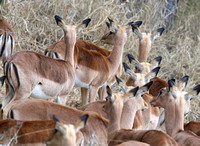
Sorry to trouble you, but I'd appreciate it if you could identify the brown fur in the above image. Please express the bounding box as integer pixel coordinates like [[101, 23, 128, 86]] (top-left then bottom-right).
[[5, 99, 108, 145], [0, 19, 15, 64], [2, 17, 80, 109], [44, 21, 135, 105], [150, 80, 200, 145], [184, 121, 200, 136]]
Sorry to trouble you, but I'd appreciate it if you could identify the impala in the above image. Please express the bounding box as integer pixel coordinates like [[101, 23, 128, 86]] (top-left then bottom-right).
[[1, 15, 91, 109], [46, 114, 89, 146], [44, 21, 142, 103], [103, 86, 177, 146], [5, 99, 108, 145], [0, 19, 15, 64], [150, 77, 200, 145], [126, 26, 164, 86], [184, 121, 200, 136]]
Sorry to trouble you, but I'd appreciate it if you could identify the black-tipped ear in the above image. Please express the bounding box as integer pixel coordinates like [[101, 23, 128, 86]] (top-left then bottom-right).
[[123, 62, 131, 72], [171, 79, 176, 83], [130, 24, 138, 32], [129, 86, 139, 96], [106, 22, 110, 29], [168, 80, 175, 89], [80, 114, 89, 125], [154, 56, 162, 65], [152, 67, 160, 76], [82, 18, 91, 28], [115, 75, 122, 84], [54, 15, 63, 25], [193, 85, 200, 95], [127, 21, 133, 26], [157, 28, 165, 36], [53, 115, 59, 124], [134, 21, 142, 28], [107, 17, 113, 25], [127, 54, 135, 63], [181, 76, 189, 87], [106, 85, 112, 97], [144, 81, 153, 90]]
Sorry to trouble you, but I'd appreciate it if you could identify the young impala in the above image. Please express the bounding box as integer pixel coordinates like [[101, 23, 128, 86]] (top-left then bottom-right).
[[150, 77, 200, 146], [1, 15, 91, 109], [46, 114, 89, 146], [0, 19, 15, 64], [103, 86, 177, 146]]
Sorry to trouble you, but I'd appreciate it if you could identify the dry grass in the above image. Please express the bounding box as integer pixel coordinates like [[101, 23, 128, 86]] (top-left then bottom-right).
[[0, 0, 199, 122]]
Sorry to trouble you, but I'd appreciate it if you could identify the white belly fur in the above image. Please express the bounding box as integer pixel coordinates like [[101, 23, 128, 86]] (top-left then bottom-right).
[[75, 76, 90, 88], [31, 84, 57, 99]]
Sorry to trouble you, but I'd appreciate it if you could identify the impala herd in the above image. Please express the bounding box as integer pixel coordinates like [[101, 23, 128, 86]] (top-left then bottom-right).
[[0, 14, 199, 146]]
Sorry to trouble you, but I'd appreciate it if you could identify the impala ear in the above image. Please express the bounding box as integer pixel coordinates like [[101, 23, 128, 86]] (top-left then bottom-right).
[[137, 81, 153, 96], [74, 114, 89, 133], [145, 67, 160, 82], [115, 76, 128, 93], [106, 22, 111, 29], [126, 54, 135, 63], [150, 56, 162, 70], [82, 18, 91, 28], [167, 79, 176, 92], [123, 62, 137, 81], [129, 86, 139, 96], [177, 76, 189, 91], [106, 86, 115, 103], [185, 84, 200, 101], [151, 27, 165, 41]]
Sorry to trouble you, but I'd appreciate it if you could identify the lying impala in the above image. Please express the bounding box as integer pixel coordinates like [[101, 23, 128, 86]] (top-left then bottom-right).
[[103, 86, 177, 146], [1, 15, 91, 109], [46, 114, 89, 146], [44, 20, 142, 103], [126, 26, 164, 86], [0, 117, 84, 145], [0, 19, 15, 64], [5, 99, 108, 145], [150, 77, 200, 146]]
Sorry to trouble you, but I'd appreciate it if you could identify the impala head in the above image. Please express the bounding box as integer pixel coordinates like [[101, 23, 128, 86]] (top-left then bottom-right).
[[126, 53, 162, 74], [150, 76, 200, 112], [123, 62, 160, 87], [55, 15, 91, 38], [101, 18, 142, 45], [46, 114, 89, 146], [133, 25, 165, 41]]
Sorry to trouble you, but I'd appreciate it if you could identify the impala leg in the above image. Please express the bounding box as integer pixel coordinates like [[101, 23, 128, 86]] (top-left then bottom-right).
[[98, 84, 107, 100], [89, 86, 98, 103], [81, 88, 88, 105]]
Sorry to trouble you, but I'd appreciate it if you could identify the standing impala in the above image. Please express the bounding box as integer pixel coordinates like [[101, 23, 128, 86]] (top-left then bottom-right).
[[103, 86, 177, 146], [126, 26, 164, 86], [44, 21, 142, 103], [2, 15, 91, 109], [0, 19, 15, 64], [150, 77, 200, 146]]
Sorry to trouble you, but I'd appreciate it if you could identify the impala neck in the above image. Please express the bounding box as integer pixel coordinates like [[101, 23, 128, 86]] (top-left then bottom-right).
[[64, 32, 76, 68], [138, 35, 151, 62], [120, 99, 138, 129], [108, 33, 127, 76], [164, 95, 184, 137], [107, 102, 123, 142]]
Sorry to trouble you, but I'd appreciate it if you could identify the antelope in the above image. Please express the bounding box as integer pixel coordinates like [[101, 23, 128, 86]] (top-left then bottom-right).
[[4, 99, 108, 145], [1, 15, 91, 109], [0, 118, 83, 145], [44, 21, 142, 103], [126, 27, 165, 86], [122, 62, 161, 130], [184, 121, 200, 136], [46, 114, 89, 146], [150, 77, 200, 145], [103, 86, 178, 146], [0, 19, 15, 64]]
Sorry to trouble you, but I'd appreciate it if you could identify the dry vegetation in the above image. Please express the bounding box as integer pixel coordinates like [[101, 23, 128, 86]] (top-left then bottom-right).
[[0, 0, 199, 122]]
